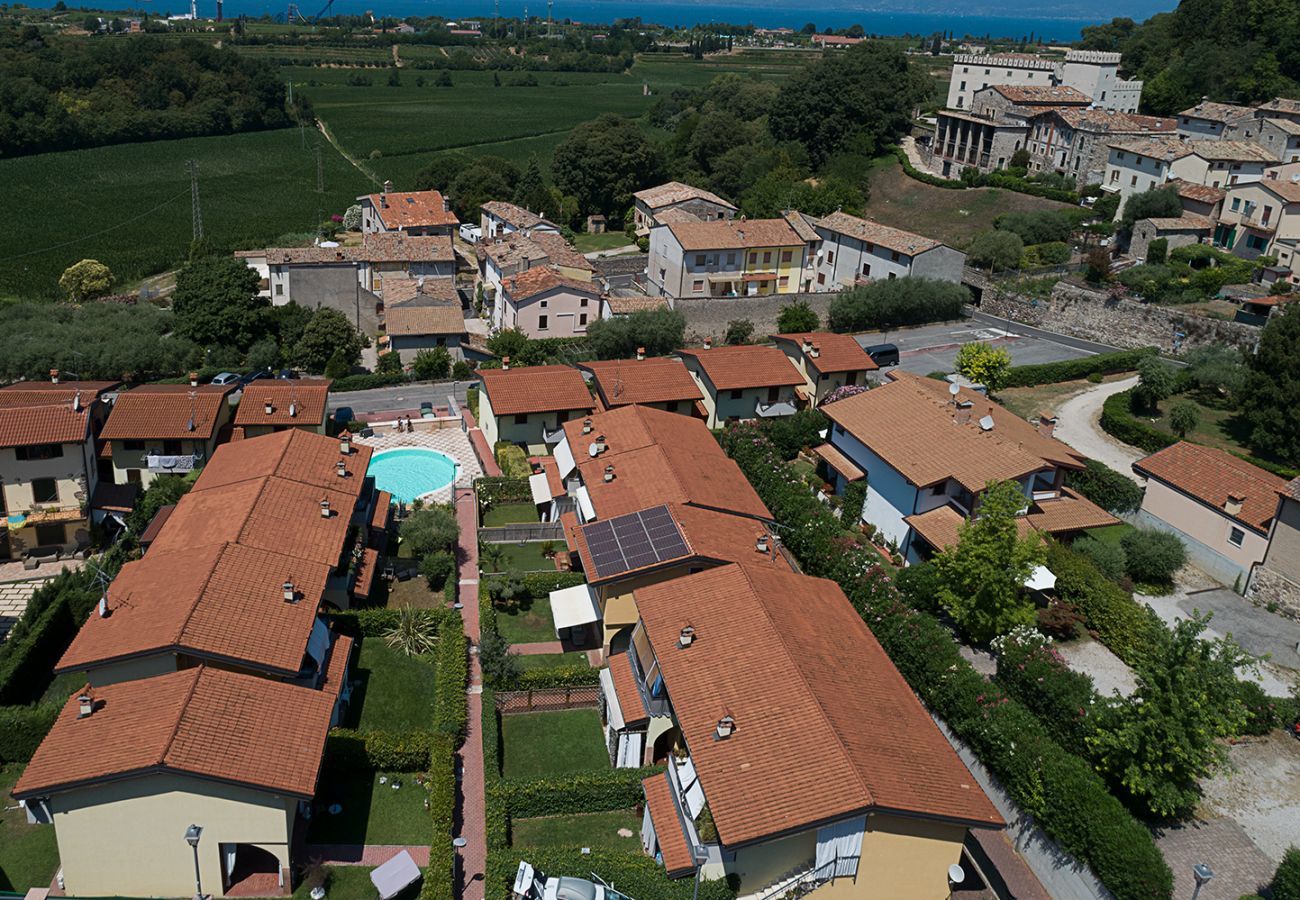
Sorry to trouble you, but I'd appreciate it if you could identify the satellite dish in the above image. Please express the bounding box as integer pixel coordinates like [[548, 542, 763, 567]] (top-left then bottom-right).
[[978, 414, 995, 431], [948, 382, 960, 396], [588, 442, 600, 457], [948, 864, 965, 884]]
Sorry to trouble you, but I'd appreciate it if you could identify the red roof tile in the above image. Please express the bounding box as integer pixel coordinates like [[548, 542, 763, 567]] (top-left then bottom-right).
[[771, 333, 878, 375], [232, 380, 331, 427], [1134, 441, 1287, 533], [101, 385, 233, 440], [478, 365, 594, 417], [0, 403, 90, 448], [676, 345, 804, 391], [193, 429, 372, 501], [579, 358, 705, 407], [501, 266, 600, 303], [367, 190, 459, 229]]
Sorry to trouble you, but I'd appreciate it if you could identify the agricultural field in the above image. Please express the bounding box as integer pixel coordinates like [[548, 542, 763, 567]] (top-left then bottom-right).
[[0, 128, 368, 300]]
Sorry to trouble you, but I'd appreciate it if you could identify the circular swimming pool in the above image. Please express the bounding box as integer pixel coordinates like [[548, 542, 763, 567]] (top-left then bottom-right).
[[366, 447, 459, 503]]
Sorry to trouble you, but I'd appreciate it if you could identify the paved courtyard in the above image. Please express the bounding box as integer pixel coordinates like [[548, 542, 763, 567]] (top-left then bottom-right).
[[0, 558, 82, 642], [353, 421, 483, 506]]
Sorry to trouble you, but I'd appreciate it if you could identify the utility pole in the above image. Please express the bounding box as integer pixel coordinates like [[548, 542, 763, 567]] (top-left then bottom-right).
[[188, 159, 203, 243], [546, 0, 552, 38], [314, 144, 324, 194], [522, 6, 527, 40], [287, 79, 293, 105]]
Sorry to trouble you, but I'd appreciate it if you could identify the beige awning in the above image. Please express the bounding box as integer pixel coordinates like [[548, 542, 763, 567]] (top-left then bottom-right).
[[813, 443, 864, 482]]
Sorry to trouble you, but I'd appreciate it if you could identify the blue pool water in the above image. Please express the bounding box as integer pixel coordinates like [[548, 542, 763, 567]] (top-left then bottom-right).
[[366, 448, 459, 503]]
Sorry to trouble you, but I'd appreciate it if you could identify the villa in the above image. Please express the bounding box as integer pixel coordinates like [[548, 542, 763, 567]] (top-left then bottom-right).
[[631, 181, 737, 235], [676, 344, 805, 428], [479, 200, 560, 240], [646, 218, 807, 299], [233, 380, 332, 438], [770, 332, 878, 406], [477, 364, 595, 453], [578, 355, 705, 415], [358, 183, 460, 236], [99, 382, 236, 489]]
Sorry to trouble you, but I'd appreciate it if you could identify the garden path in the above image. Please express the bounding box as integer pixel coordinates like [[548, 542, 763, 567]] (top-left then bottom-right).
[[1052, 376, 1143, 480], [509, 641, 564, 656], [454, 485, 487, 900]]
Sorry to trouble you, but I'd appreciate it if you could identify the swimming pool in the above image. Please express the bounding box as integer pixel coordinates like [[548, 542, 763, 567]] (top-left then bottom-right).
[[366, 448, 459, 503]]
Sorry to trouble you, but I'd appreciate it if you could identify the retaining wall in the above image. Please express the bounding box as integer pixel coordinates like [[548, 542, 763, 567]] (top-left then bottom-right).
[[674, 292, 840, 342]]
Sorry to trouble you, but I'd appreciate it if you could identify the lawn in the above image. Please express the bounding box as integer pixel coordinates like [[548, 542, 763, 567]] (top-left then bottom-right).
[[1082, 523, 1136, 546], [1142, 394, 1255, 457], [344, 638, 439, 733], [500, 709, 608, 779], [495, 595, 559, 644], [0, 765, 59, 894], [306, 771, 430, 846], [0, 128, 368, 300], [386, 576, 445, 609], [291, 866, 380, 899], [482, 541, 556, 573], [482, 502, 541, 526], [573, 232, 635, 253], [996, 373, 1134, 421], [513, 652, 591, 671], [512, 810, 642, 852], [859, 156, 1072, 250]]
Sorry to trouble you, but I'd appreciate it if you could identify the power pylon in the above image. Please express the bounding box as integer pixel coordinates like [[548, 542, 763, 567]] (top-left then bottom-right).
[[188, 159, 203, 243]]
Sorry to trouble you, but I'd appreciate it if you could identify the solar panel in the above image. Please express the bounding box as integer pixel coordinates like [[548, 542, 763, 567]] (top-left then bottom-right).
[[580, 504, 690, 579]]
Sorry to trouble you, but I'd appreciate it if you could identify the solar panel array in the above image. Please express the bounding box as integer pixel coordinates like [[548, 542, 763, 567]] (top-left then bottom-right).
[[583, 504, 689, 579]]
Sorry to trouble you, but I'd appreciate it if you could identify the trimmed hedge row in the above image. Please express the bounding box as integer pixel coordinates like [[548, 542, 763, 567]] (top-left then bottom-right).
[[421, 733, 457, 900], [721, 424, 1174, 899], [513, 665, 601, 689], [331, 606, 455, 638], [495, 766, 661, 819], [1046, 543, 1167, 667], [433, 616, 469, 745], [324, 728, 435, 772], [1099, 389, 1178, 454], [1002, 348, 1156, 389], [888, 145, 1079, 202], [0, 702, 60, 764]]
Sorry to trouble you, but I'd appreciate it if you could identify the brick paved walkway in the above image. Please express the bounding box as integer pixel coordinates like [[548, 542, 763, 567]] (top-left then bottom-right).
[[304, 844, 432, 867], [509, 641, 564, 656], [1154, 817, 1276, 900], [454, 486, 487, 900]]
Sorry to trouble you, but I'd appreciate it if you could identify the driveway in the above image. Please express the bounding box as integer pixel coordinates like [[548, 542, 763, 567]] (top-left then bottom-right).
[[855, 319, 1097, 377], [1052, 376, 1144, 480]]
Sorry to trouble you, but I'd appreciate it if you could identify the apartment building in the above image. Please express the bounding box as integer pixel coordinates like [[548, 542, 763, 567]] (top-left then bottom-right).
[[1215, 177, 1300, 277], [811, 211, 966, 289], [1026, 108, 1176, 186], [99, 383, 235, 490], [647, 219, 806, 299], [1102, 137, 1278, 217], [632, 182, 737, 235]]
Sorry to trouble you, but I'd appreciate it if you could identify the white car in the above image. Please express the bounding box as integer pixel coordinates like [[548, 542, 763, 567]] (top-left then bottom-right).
[[459, 223, 482, 244], [512, 862, 634, 900]]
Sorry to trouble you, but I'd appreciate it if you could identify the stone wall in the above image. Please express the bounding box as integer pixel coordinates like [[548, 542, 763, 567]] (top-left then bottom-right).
[[979, 280, 1261, 354], [591, 254, 648, 278], [1246, 566, 1300, 621], [673, 292, 840, 342]]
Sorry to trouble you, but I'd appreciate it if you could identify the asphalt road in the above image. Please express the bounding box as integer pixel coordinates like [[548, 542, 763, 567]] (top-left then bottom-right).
[[328, 380, 475, 418]]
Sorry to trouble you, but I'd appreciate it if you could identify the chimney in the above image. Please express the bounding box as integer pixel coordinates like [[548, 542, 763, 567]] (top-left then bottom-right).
[[702, 338, 712, 350], [955, 400, 974, 426], [603, 464, 615, 482], [678, 625, 696, 649], [72, 390, 82, 413], [50, 369, 59, 384], [336, 459, 348, 478], [1224, 493, 1245, 516], [715, 715, 736, 740], [264, 398, 274, 415], [78, 694, 94, 719], [801, 338, 813, 354], [319, 499, 331, 518], [809, 343, 821, 359], [442, 195, 451, 213], [755, 533, 769, 553], [283, 579, 296, 603], [582, 418, 593, 435], [339, 431, 352, 454], [636, 346, 646, 361], [502, 356, 511, 371], [1037, 412, 1058, 439]]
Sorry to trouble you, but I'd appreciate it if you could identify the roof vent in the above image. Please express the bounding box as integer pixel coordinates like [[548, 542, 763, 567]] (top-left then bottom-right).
[[677, 625, 696, 649], [283, 579, 296, 603], [809, 343, 821, 358], [955, 399, 974, 426], [978, 414, 995, 432], [603, 464, 615, 482], [72, 390, 83, 413], [319, 499, 331, 518], [582, 418, 593, 435], [502, 356, 511, 371], [78, 694, 94, 719], [264, 398, 274, 415], [339, 431, 352, 455], [98, 593, 109, 618], [702, 338, 712, 350], [715, 715, 735, 740], [336, 459, 348, 478], [636, 346, 646, 361], [801, 338, 813, 353], [755, 534, 769, 553], [1037, 413, 1058, 439], [1224, 493, 1245, 516]]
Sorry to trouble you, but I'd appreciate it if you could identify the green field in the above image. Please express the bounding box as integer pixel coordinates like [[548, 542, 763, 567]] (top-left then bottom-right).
[[0, 127, 368, 300]]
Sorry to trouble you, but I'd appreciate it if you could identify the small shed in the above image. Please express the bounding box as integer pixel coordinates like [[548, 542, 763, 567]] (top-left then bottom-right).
[[585, 214, 607, 234]]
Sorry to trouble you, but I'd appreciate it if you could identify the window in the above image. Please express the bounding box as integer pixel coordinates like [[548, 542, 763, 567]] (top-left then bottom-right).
[[1263, 205, 1274, 225], [436, 337, 446, 346], [580, 297, 589, 307], [579, 313, 588, 326], [766, 387, 780, 403], [538, 315, 548, 330], [1110, 170, 1119, 183], [32, 478, 58, 504], [826, 250, 835, 264], [539, 300, 548, 309], [864, 242, 874, 253], [888, 272, 897, 280], [126, 469, 142, 484], [762, 251, 772, 265], [726, 253, 736, 266], [1100, 91, 1106, 101], [162, 440, 183, 456], [1231, 198, 1241, 211], [861, 263, 871, 277], [931, 483, 946, 496], [781, 250, 792, 263], [514, 414, 529, 425], [274, 283, 284, 297], [1131, 175, 1138, 187], [16, 443, 63, 461], [1116, 151, 1125, 160], [692, 279, 704, 293], [778, 276, 789, 288], [890, 251, 900, 262], [695, 254, 706, 266], [729, 389, 743, 400], [1228, 527, 1245, 547], [665, 401, 679, 413], [959, 80, 966, 90], [748, 252, 758, 265], [817, 272, 826, 286]]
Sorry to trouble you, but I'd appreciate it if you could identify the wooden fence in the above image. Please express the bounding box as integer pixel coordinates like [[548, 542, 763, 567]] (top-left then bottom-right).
[[494, 685, 600, 715]]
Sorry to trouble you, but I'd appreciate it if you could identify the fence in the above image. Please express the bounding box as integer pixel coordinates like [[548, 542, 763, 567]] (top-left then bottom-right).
[[494, 685, 600, 714], [478, 524, 564, 543]]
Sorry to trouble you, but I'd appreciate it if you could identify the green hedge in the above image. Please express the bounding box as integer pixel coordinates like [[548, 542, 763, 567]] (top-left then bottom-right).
[[421, 733, 457, 900], [1046, 543, 1167, 668], [513, 665, 601, 689], [0, 702, 61, 764], [1002, 348, 1156, 389], [331, 607, 454, 638], [433, 617, 469, 745], [495, 442, 531, 478], [1099, 389, 1178, 454], [888, 146, 1078, 202], [481, 571, 587, 602], [486, 848, 735, 900], [890, 145, 964, 189], [324, 728, 435, 771], [496, 766, 660, 818]]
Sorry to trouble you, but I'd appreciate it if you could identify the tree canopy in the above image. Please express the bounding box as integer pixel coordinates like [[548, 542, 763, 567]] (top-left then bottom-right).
[[552, 113, 664, 220], [585, 308, 686, 359], [294, 307, 363, 374], [1239, 305, 1300, 464], [172, 256, 271, 352], [59, 259, 114, 302]]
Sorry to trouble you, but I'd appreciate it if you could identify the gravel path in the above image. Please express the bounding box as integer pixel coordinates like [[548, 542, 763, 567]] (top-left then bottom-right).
[[1200, 732, 1300, 864], [1055, 636, 1137, 698], [1052, 375, 1144, 480]]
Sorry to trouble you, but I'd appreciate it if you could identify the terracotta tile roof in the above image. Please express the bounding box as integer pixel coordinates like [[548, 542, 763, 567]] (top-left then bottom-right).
[[1109, 136, 1194, 161], [562, 406, 770, 521], [1259, 97, 1300, 116], [0, 404, 90, 447], [0, 381, 117, 399], [818, 211, 944, 256], [604, 295, 668, 314], [665, 218, 802, 252], [635, 565, 1002, 846], [382, 275, 460, 305], [1144, 214, 1212, 230], [1178, 100, 1256, 123], [1170, 179, 1226, 204], [1053, 109, 1175, 134], [353, 547, 380, 601], [385, 303, 466, 337], [1133, 441, 1287, 533], [319, 633, 353, 697], [676, 345, 804, 391], [1287, 477, 1300, 501], [483, 236, 550, 270], [560, 510, 581, 554], [610, 651, 648, 725], [782, 210, 819, 243], [371, 491, 393, 530], [58, 542, 330, 676], [365, 190, 459, 229], [100, 385, 232, 440], [824, 373, 1084, 492], [14, 667, 334, 800], [655, 207, 706, 225], [1189, 141, 1279, 163], [1257, 179, 1300, 203], [906, 488, 1116, 552], [478, 365, 594, 417], [193, 429, 372, 500], [633, 181, 736, 212], [531, 456, 566, 498], [812, 443, 864, 481], [579, 358, 704, 407], [642, 773, 696, 878], [530, 232, 595, 272], [502, 265, 600, 303], [362, 232, 455, 263], [138, 503, 176, 545], [771, 332, 877, 375], [989, 84, 1090, 105], [480, 201, 555, 231], [232, 380, 331, 427]]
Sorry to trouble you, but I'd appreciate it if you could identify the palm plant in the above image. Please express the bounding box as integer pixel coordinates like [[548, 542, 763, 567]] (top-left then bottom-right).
[[383, 606, 437, 656]]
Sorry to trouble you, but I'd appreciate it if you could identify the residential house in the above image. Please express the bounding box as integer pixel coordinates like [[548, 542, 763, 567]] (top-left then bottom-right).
[[99, 383, 235, 490], [1248, 477, 1300, 618], [812, 211, 966, 289], [822, 372, 1116, 563], [480, 231, 593, 305], [479, 200, 559, 240], [782, 210, 822, 292], [1169, 179, 1226, 220], [477, 364, 595, 452], [676, 344, 805, 428], [770, 332, 878, 406], [1103, 137, 1278, 217], [1215, 178, 1300, 276], [578, 355, 705, 415], [11, 666, 340, 898], [1253, 97, 1300, 125], [233, 380, 331, 438], [0, 377, 116, 562], [1133, 442, 1286, 586], [495, 266, 602, 338], [1026, 108, 1176, 187], [1129, 214, 1214, 262], [383, 302, 468, 365], [647, 219, 806, 299], [358, 183, 460, 236], [622, 564, 1002, 895], [632, 182, 737, 235], [946, 49, 1140, 113], [600, 295, 668, 320], [1175, 100, 1258, 139], [810, 33, 863, 48], [1243, 118, 1300, 164]]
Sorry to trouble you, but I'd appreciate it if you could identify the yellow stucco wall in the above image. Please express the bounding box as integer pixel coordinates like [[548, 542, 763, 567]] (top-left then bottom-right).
[[743, 245, 804, 294], [240, 421, 325, 440], [1141, 479, 1269, 570], [0, 443, 89, 514], [47, 772, 297, 898], [599, 563, 707, 653]]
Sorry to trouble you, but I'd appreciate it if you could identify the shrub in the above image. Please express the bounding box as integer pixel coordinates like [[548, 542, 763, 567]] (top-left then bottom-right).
[[1273, 847, 1300, 900], [400, 506, 459, 558], [1022, 241, 1071, 267], [1046, 542, 1165, 667], [486, 848, 734, 900], [723, 318, 754, 345], [777, 300, 819, 332], [325, 729, 435, 771], [433, 619, 469, 745], [514, 665, 601, 689], [494, 441, 531, 478], [384, 606, 439, 657], [760, 408, 827, 460], [993, 627, 1101, 753], [1133, 356, 1175, 411], [1067, 459, 1144, 514], [1120, 528, 1186, 585], [421, 551, 455, 590], [1037, 599, 1086, 640], [1100, 389, 1178, 454], [0, 702, 61, 763], [413, 347, 452, 381], [1146, 238, 1168, 265], [967, 229, 1024, 272], [826, 278, 968, 333], [1002, 348, 1155, 388], [496, 766, 661, 818], [422, 734, 457, 900], [1073, 535, 1128, 582], [478, 627, 521, 689], [954, 341, 1012, 392], [332, 371, 406, 392]]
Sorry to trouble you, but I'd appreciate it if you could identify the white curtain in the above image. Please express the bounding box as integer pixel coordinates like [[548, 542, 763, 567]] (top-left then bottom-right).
[[815, 816, 865, 879], [224, 844, 238, 878], [616, 732, 644, 769]]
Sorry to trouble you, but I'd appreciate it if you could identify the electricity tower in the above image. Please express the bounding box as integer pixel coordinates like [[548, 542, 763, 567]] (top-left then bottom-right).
[[188, 159, 203, 243]]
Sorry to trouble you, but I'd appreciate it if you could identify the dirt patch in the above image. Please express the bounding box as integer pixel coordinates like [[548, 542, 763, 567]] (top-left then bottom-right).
[[1201, 731, 1300, 864]]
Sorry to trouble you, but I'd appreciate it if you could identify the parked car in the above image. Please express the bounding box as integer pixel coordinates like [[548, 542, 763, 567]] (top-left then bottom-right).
[[420, 401, 435, 419], [333, 406, 355, 427], [277, 368, 300, 380], [512, 862, 633, 900], [240, 369, 272, 386], [210, 372, 240, 386], [862, 343, 900, 367]]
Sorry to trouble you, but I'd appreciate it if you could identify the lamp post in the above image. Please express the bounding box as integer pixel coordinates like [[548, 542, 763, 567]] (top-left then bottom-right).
[[1190, 863, 1213, 900], [184, 824, 206, 900], [691, 845, 709, 900]]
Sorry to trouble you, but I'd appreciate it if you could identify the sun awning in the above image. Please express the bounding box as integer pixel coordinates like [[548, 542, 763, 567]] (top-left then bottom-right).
[[554, 435, 578, 480], [742, 272, 778, 282], [573, 484, 596, 522], [1025, 565, 1056, 592], [306, 617, 331, 669], [599, 667, 626, 730], [550, 583, 600, 635], [528, 472, 552, 505]]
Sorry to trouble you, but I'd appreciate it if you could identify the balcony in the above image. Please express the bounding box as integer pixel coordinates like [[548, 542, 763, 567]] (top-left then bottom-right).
[[755, 398, 799, 418], [627, 642, 671, 719], [145, 453, 199, 473]]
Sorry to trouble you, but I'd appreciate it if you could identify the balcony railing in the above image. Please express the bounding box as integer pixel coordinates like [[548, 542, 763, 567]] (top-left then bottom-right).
[[145, 453, 199, 473], [627, 643, 671, 719]]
